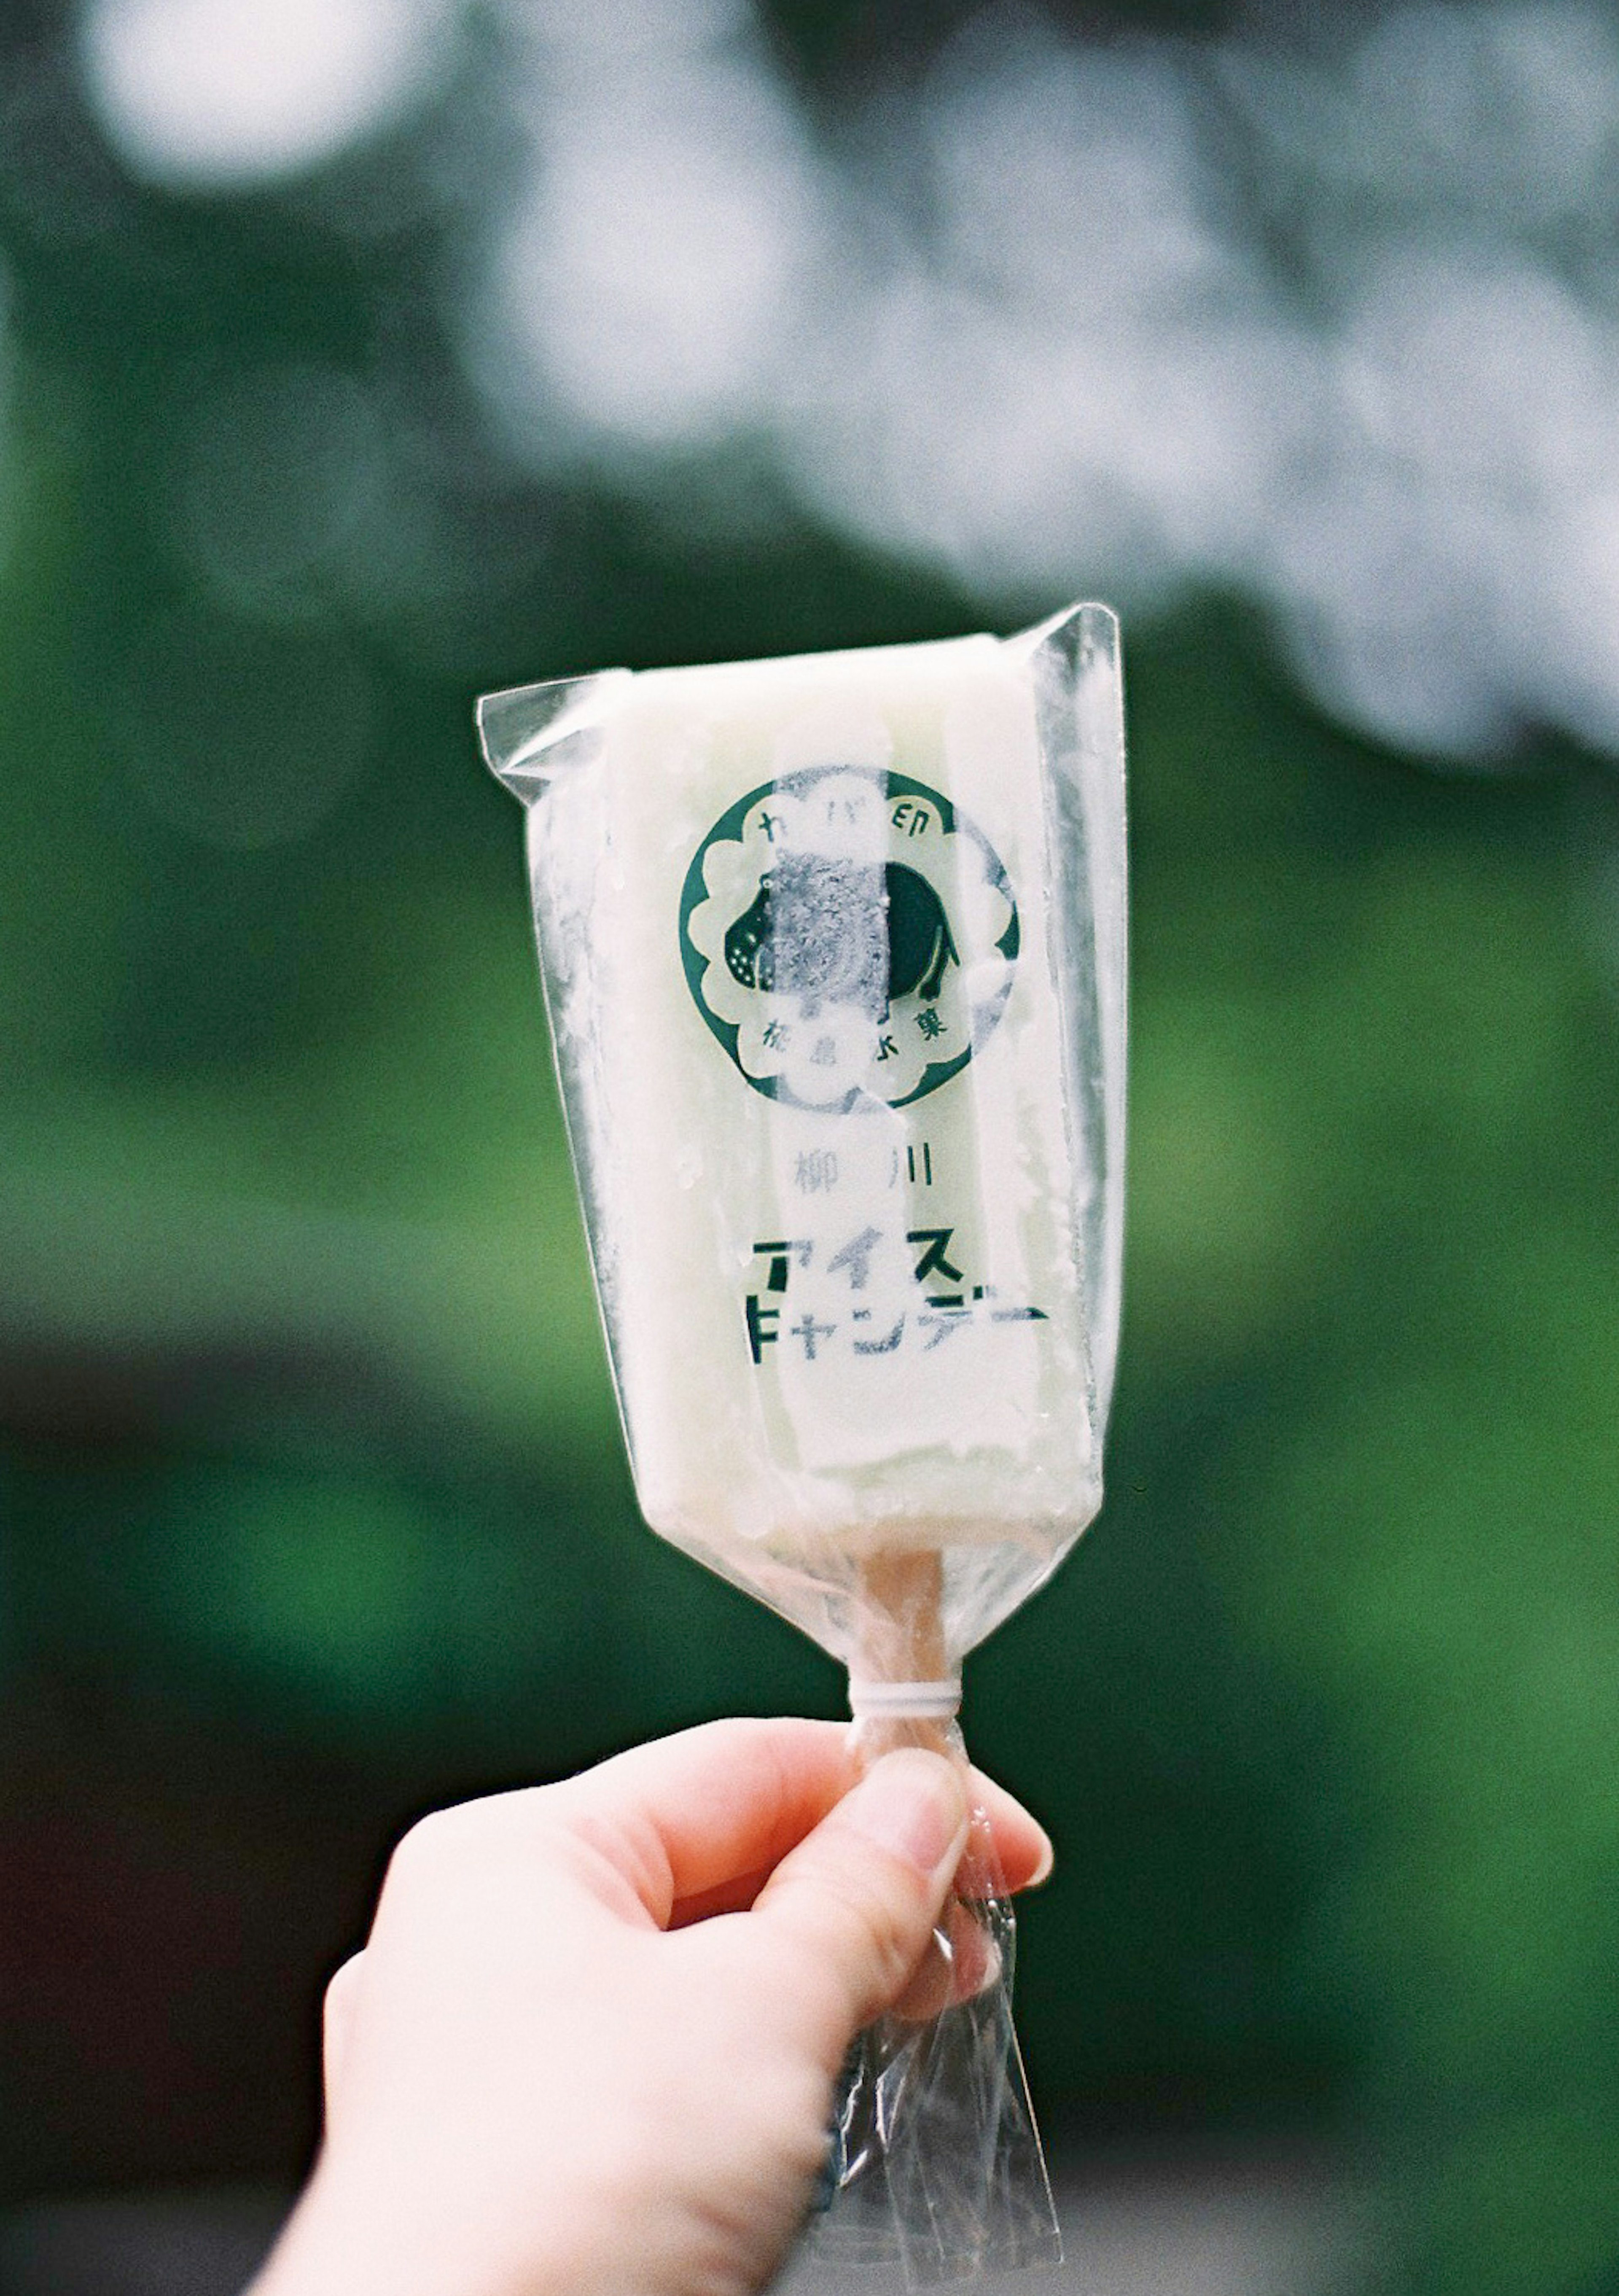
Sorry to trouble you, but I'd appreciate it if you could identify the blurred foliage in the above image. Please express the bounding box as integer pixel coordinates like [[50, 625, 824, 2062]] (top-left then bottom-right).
[[2, 8, 1619, 2290]]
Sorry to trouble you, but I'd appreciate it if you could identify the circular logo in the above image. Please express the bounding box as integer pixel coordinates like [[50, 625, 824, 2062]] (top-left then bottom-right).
[[679, 767, 1019, 1111]]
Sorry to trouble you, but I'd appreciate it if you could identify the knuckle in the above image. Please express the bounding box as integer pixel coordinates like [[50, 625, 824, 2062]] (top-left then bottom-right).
[[322, 1953, 363, 2021], [387, 1806, 453, 1878], [384, 1800, 489, 1892]]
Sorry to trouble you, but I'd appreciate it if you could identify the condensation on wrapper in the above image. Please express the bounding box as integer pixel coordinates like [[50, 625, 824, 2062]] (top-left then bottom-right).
[[478, 604, 1127, 2283]]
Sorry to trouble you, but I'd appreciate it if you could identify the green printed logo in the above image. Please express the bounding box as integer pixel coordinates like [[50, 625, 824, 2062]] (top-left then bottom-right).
[[680, 767, 1019, 1112]]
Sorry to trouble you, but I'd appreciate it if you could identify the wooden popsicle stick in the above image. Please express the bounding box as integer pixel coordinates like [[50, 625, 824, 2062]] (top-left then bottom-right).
[[856, 1548, 946, 1681], [853, 1548, 984, 2021], [854, 1548, 950, 1760]]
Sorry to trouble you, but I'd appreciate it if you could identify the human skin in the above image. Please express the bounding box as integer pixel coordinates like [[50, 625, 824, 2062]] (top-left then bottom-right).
[[251, 1717, 1052, 2296]]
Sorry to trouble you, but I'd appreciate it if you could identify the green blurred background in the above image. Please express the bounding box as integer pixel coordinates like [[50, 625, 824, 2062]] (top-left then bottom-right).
[[3, 0, 1619, 2289]]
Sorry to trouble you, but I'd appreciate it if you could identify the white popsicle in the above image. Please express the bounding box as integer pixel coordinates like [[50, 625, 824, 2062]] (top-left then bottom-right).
[[482, 610, 1124, 1668]]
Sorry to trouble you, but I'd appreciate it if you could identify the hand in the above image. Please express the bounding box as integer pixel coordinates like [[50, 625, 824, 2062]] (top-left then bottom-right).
[[251, 1717, 1051, 2296]]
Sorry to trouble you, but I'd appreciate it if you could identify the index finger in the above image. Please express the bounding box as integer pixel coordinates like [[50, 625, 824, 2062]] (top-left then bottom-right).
[[540, 1717, 1051, 1927]]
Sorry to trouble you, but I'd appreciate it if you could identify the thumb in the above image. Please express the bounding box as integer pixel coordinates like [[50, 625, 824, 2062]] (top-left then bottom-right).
[[749, 1749, 970, 2059]]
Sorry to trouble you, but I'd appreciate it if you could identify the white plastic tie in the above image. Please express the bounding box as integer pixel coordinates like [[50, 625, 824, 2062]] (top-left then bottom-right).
[[848, 1678, 963, 1720]]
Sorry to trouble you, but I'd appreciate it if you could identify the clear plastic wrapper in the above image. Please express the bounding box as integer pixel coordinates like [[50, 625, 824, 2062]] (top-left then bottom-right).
[[478, 604, 1126, 2283]]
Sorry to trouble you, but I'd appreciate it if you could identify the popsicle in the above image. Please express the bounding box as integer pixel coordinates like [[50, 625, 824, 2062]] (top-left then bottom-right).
[[479, 607, 1125, 1701]]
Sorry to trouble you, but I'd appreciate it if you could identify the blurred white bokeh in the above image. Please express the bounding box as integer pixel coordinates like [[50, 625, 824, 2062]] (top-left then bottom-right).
[[472, 0, 1619, 759], [79, 0, 455, 186], [75, 0, 1619, 759], [478, 2, 826, 456]]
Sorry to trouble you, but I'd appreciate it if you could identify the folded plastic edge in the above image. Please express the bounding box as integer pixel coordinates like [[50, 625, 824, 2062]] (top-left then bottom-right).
[[1009, 601, 1127, 1431], [475, 668, 632, 805]]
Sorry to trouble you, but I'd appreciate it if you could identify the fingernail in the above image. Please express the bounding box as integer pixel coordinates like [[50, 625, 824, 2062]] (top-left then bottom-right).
[[1027, 1830, 1055, 1889], [842, 1751, 968, 1881]]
